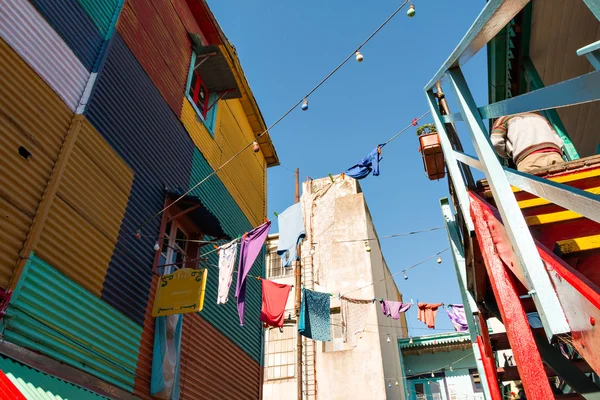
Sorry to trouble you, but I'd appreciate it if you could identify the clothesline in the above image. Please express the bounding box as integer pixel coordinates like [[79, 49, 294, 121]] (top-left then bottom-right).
[[133, 0, 413, 236]]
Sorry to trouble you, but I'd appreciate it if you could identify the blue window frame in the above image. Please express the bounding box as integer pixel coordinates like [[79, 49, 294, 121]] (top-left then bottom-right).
[[186, 52, 218, 135]]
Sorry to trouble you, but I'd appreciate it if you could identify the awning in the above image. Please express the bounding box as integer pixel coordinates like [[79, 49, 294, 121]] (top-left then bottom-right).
[[166, 189, 229, 239], [189, 33, 241, 100]]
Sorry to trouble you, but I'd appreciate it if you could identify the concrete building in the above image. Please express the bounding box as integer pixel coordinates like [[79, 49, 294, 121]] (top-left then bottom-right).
[[398, 332, 484, 400], [262, 175, 408, 400]]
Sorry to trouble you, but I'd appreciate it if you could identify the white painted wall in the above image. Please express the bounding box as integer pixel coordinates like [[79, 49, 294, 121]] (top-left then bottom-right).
[[262, 176, 408, 400]]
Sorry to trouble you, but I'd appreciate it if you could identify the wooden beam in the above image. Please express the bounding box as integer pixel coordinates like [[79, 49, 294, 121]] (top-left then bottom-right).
[[425, 0, 530, 90], [9, 114, 84, 291], [0, 340, 138, 400]]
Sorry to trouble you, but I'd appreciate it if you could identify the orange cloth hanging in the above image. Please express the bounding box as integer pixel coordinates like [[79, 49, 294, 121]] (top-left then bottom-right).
[[260, 279, 292, 328], [417, 302, 444, 329]]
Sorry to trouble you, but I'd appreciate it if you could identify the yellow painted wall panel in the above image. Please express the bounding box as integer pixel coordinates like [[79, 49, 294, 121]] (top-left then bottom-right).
[[35, 120, 133, 297], [0, 197, 31, 289], [78, 119, 134, 195], [180, 98, 266, 227], [0, 114, 55, 217], [36, 198, 113, 297], [58, 128, 133, 243], [0, 38, 72, 160]]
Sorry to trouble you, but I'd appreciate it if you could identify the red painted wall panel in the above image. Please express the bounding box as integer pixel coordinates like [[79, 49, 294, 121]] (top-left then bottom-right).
[[134, 277, 261, 400], [116, 0, 192, 117]]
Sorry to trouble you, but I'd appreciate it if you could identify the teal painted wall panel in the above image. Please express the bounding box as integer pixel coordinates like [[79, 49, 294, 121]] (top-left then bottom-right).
[[76, 0, 120, 37], [1, 254, 142, 392], [0, 355, 108, 399], [189, 148, 263, 363]]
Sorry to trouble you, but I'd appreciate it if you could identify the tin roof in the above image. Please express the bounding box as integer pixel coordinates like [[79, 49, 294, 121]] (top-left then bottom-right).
[[398, 331, 471, 353]]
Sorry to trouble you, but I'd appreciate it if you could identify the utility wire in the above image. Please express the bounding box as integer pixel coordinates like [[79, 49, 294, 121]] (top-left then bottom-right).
[[340, 248, 449, 297], [328, 227, 444, 244], [384, 110, 430, 145], [134, 0, 411, 233]]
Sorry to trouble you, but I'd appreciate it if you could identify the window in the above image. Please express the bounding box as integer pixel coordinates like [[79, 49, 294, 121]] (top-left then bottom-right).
[[186, 52, 218, 134], [265, 324, 296, 380], [267, 250, 294, 278], [159, 221, 192, 274], [469, 369, 483, 393], [323, 308, 352, 352]]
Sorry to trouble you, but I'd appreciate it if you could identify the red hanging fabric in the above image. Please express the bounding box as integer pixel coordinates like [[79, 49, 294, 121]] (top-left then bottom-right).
[[260, 279, 292, 328]]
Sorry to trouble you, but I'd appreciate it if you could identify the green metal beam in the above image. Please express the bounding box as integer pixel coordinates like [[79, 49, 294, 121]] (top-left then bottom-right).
[[522, 58, 580, 160], [583, 0, 600, 21]]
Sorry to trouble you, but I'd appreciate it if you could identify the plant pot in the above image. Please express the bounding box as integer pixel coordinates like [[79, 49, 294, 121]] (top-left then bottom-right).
[[419, 133, 445, 181]]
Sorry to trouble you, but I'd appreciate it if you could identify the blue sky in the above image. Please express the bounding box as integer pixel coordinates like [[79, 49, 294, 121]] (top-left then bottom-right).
[[208, 0, 489, 335]]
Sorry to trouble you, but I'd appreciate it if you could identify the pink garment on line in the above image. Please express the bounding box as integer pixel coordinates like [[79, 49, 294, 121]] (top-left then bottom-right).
[[417, 302, 443, 329], [381, 300, 411, 320]]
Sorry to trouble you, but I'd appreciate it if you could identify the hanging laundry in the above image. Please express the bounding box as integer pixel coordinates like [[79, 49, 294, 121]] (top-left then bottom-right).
[[345, 144, 386, 180], [277, 203, 306, 267], [341, 296, 372, 345], [298, 288, 331, 341], [417, 302, 444, 329], [151, 314, 183, 400], [217, 239, 238, 304], [260, 279, 292, 328], [381, 300, 411, 320], [445, 304, 468, 332], [236, 221, 271, 326]]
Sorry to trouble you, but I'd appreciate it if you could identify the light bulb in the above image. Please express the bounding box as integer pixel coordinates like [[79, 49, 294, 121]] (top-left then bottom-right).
[[301, 98, 308, 111], [431, 372, 435, 377], [135, 231, 141, 240], [437, 256, 442, 264], [364, 241, 371, 252], [403, 271, 408, 280], [355, 51, 364, 62], [428, 381, 430, 385], [253, 141, 260, 153], [387, 334, 391, 343], [449, 366, 453, 372], [409, 337, 413, 344], [407, 4, 415, 17], [395, 380, 399, 386], [154, 242, 160, 251], [388, 382, 392, 388], [310, 246, 316, 256]]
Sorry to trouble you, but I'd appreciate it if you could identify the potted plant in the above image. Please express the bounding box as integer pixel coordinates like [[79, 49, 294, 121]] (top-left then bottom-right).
[[417, 123, 445, 180]]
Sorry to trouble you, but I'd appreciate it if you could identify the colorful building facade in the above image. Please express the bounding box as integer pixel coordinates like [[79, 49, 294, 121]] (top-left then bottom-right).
[[0, 0, 278, 398]]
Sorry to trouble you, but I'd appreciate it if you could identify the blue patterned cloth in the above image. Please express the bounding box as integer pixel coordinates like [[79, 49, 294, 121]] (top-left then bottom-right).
[[298, 288, 331, 341]]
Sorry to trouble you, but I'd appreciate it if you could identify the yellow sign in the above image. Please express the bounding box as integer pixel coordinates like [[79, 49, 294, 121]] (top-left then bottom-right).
[[152, 268, 208, 317]]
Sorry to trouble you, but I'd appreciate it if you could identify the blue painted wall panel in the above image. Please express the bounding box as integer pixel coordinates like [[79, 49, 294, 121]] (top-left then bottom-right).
[[85, 34, 195, 324], [28, 0, 103, 71]]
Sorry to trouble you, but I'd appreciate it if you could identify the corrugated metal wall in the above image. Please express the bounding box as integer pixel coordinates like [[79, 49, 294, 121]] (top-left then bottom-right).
[[116, 0, 192, 116], [35, 118, 134, 297], [0, 0, 90, 111], [85, 34, 195, 324], [134, 276, 261, 400], [27, 0, 104, 70], [188, 148, 264, 362], [0, 38, 73, 289], [181, 99, 267, 227], [0, 355, 109, 399], [2, 254, 142, 392], [76, 0, 120, 37], [179, 313, 261, 399]]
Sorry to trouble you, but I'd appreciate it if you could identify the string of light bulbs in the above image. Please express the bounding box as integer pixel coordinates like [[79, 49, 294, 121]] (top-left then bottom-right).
[[134, 0, 415, 235]]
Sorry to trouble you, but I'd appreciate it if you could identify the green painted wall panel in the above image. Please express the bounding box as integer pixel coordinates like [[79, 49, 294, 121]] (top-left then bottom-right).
[[0, 355, 108, 399], [76, 0, 120, 37], [189, 148, 263, 363], [1, 254, 142, 392]]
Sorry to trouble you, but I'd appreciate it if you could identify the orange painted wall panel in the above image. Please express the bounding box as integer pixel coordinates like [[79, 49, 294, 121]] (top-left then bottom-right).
[[134, 278, 261, 400], [116, 0, 192, 116]]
